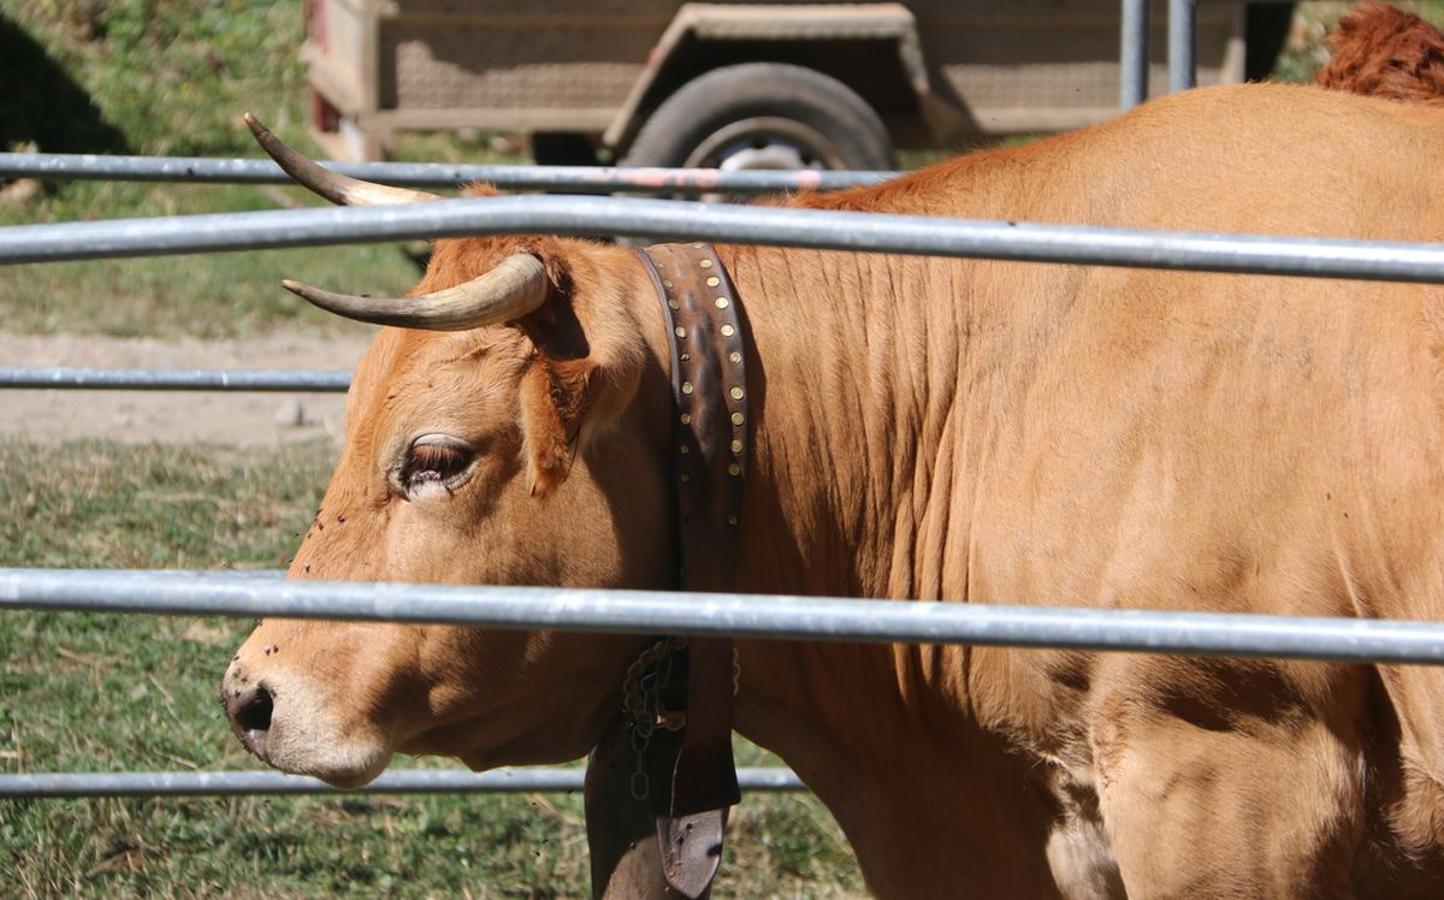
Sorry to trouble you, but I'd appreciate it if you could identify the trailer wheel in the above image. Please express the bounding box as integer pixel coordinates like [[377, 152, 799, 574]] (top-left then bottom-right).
[[621, 63, 894, 174]]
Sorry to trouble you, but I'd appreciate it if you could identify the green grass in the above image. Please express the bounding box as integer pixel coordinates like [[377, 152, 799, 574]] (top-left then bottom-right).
[[0, 0, 526, 339], [0, 179, 418, 340], [0, 440, 864, 897], [0, 0, 415, 339]]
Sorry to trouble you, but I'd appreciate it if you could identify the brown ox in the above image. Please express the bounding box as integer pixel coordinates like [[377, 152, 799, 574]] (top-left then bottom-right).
[[223, 82, 1444, 897]]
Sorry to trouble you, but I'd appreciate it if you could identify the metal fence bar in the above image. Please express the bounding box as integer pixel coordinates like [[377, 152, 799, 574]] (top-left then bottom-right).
[[0, 767, 805, 798], [1168, 0, 1198, 91], [0, 366, 350, 392], [0, 153, 894, 196], [4, 194, 1444, 285], [55, 568, 283, 578], [1121, 0, 1151, 108], [6, 568, 1444, 665]]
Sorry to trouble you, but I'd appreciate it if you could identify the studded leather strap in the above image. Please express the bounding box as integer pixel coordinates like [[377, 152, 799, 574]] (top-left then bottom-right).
[[633, 242, 748, 898], [639, 241, 749, 587]]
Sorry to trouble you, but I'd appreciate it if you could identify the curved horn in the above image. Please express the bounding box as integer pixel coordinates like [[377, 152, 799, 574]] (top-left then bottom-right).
[[244, 113, 440, 206], [281, 253, 549, 331]]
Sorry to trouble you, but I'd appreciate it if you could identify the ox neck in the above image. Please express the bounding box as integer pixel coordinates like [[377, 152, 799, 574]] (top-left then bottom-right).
[[621, 238, 1051, 895], [619, 238, 974, 601], [715, 242, 972, 601], [675, 244, 1045, 894]]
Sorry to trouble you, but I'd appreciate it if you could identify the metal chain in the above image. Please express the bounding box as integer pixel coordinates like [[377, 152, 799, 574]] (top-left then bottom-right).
[[622, 637, 688, 800], [732, 645, 741, 697]]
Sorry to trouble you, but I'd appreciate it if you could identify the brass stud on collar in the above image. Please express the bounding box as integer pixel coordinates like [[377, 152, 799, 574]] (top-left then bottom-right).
[[647, 244, 753, 527]]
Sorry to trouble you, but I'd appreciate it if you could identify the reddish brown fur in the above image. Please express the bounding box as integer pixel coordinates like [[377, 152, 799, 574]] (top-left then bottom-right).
[[416, 185, 639, 494], [1317, 3, 1444, 104]]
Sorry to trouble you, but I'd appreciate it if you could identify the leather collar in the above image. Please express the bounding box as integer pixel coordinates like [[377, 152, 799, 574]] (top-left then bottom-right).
[[627, 241, 749, 897], [638, 241, 750, 583]]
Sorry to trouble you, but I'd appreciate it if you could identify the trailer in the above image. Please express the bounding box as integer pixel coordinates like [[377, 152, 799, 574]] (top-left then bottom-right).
[[302, 1, 1294, 167]]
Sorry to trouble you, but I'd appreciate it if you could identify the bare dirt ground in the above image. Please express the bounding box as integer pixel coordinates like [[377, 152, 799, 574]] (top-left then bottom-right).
[[0, 331, 374, 445]]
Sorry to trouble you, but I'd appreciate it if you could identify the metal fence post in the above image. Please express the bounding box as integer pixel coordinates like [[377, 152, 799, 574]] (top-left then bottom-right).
[[1169, 0, 1198, 92], [1121, 0, 1151, 108]]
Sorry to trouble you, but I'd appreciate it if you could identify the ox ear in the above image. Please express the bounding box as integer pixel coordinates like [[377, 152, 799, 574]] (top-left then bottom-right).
[[514, 285, 646, 497]]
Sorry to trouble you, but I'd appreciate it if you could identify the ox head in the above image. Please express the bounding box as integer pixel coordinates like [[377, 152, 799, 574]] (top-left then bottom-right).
[[222, 117, 672, 787]]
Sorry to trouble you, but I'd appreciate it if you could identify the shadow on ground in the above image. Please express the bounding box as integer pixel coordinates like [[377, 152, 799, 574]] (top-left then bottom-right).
[[0, 12, 128, 154]]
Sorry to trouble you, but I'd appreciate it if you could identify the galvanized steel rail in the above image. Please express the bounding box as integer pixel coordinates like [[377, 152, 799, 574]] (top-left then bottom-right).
[[1120, 0, 1152, 108], [5, 195, 1444, 286], [1168, 0, 1198, 91], [0, 152, 892, 196], [51, 567, 283, 579], [0, 767, 805, 798], [0, 366, 350, 392], [6, 569, 1444, 665]]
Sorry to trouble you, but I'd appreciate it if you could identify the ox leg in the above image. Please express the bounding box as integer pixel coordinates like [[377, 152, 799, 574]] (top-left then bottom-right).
[[1089, 682, 1364, 899]]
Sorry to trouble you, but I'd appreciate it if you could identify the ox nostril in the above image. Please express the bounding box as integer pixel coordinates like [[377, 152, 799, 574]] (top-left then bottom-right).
[[232, 684, 274, 733]]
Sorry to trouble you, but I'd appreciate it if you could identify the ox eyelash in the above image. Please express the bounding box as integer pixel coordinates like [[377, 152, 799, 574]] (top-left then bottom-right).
[[393, 434, 477, 498], [407, 443, 462, 475]]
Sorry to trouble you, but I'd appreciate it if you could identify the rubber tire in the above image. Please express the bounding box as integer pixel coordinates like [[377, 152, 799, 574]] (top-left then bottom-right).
[[621, 62, 895, 171]]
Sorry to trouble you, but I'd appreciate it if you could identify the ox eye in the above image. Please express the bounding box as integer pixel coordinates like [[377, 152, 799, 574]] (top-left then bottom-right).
[[397, 435, 475, 497]]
